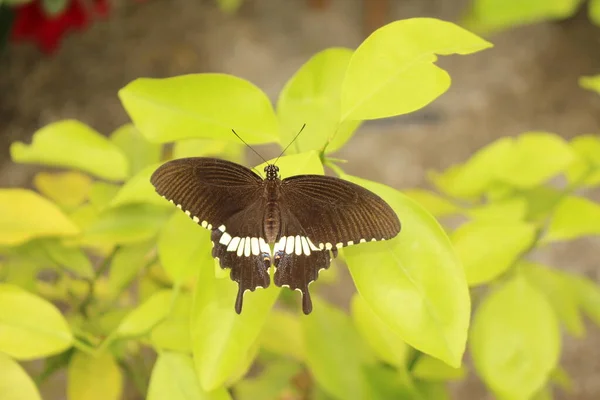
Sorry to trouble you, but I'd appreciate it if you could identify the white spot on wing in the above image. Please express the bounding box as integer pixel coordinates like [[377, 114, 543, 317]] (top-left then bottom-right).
[[218, 225, 226, 232], [307, 238, 320, 251], [360, 239, 366, 243], [251, 237, 260, 256], [285, 236, 295, 254], [201, 221, 208, 228], [336, 243, 343, 249], [371, 238, 376, 242], [347, 241, 354, 246], [176, 204, 182, 209], [184, 210, 191, 216], [325, 243, 332, 250], [259, 238, 270, 255], [219, 232, 232, 246], [274, 236, 286, 253], [193, 216, 199, 223], [319, 243, 325, 250], [237, 238, 246, 256], [207, 224, 213, 230], [295, 236, 302, 256], [244, 237, 251, 257], [228, 236, 240, 252], [301, 237, 311, 255]]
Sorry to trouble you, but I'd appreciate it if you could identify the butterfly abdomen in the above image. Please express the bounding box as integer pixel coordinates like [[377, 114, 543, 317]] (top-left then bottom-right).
[[264, 181, 282, 243]]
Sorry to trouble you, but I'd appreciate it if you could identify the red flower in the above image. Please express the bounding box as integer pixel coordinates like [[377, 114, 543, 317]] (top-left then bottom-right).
[[10, 0, 109, 54]]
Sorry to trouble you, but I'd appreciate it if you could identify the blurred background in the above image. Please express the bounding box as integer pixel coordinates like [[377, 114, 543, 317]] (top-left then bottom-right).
[[1, 0, 600, 398]]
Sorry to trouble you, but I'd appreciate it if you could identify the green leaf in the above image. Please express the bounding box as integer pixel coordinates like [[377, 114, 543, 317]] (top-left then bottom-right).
[[277, 48, 360, 154], [116, 290, 172, 337], [80, 204, 171, 247], [67, 352, 123, 400], [340, 18, 492, 121], [429, 137, 513, 199], [546, 196, 600, 242], [462, 0, 581, 33], [0, 284, 73, 359], [302, 296, 374, 399], [89, 182, 121, 210], [470, 274, 560, 400], [215, 0, 243, 13], [466, 197, 528, 221], [412, 355, 466, 381], [0, 352, 42, 400], [234, 360, 301, 400], [259, 309, 305, 361], [34, 171, 92, 211], [402, 189, 460, 217], [158, 211, 211, 284], [521, 262, 585, 337], [191, 254, 279, 391], [255, 150, 325, 178], [151, 292, 193, 352], [40, 239, 95, 279], [415, 381, 451, 400], [0, 189, 80, 246], [492, 132, 576, 188], [10, 120, 128, 181], [41, 0, 67, 16], [110, 124, 162, 177], [350, 293, 409, 368], [342, 174, 470, 368], [107, 240, 155, 299], [173, 138, 243, 161], [579, 74, 600, 94], [518, 186, 563, 222], [565, 134, 600, 186], [109, 164, 171, 208], [564, 273, 600, 328], [148, 352, 231, 400], [119, 74, 278, 145], [451, 220, 536, 286]]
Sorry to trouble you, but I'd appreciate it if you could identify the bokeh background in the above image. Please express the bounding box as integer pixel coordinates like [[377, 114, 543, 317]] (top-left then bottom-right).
[[2, 0, 600, 398]]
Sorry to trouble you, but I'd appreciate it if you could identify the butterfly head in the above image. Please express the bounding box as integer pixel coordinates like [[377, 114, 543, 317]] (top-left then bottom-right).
[[264, 164, 280, 180]]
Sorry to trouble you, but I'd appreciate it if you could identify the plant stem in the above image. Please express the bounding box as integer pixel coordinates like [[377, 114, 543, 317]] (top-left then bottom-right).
[[78, 246, 120, 318]]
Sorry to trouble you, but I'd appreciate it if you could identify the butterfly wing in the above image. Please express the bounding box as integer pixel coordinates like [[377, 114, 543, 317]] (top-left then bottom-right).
[[151, 157, 270, 313], [273, 175, 401, 314]]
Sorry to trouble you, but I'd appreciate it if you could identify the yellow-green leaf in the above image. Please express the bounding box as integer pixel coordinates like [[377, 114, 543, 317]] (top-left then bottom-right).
[[107, 240, 155, 299], [259, 309, 305, 361], [67, 352, 123, 400], [546, 196, 600, 242], [235, 360, 301, 400], [343, 175, 469, 368], [466, 197, 528, 221], [522, 262, 585, 337], [412, 355, 466, 381], [119, 74, 278, 145], [89, 182, 121, 210], [341, 18, 492, 121], [0, 352, 42, 400], [172, 138, 244, 162], [302, 296, 374, 400], [277, 47, 360, 154], [109, 164, 171, 208], [564, 273, 600, 328], [34, 171, 92, 210], [403, 189, 461, 217], [40, 239, 94, 279], [10, 120, 128, 181], [0, 189, 80, 246], [191, 258, 279, 391], [255, 151, 325, 178], [452, 220, 537, 286], [116, 290, 172, 337], [470, 274, 560, 400], [110, 124, 162, 177], [579, 74, 600, 94], [565, 134, 600, 187], [0, 284, 73, 360], [151, 292, 193, 352], [350, 293, 409, 368], [148, 352, 231, 400]]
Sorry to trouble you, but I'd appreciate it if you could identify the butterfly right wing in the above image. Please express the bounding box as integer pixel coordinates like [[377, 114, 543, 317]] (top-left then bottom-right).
[[150, 157, 263, 229]]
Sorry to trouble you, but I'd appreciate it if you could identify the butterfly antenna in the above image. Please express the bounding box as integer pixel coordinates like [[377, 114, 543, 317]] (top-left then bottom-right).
[[275, 124, 306, 165], [231, 129, 269, 164]]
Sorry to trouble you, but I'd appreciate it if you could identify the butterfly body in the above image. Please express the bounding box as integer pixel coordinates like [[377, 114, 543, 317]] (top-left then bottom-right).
[[151, 158, 400, 314]]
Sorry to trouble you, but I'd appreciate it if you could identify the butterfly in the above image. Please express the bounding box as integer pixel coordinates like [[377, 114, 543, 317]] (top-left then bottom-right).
[[151, 156, 401, 315]]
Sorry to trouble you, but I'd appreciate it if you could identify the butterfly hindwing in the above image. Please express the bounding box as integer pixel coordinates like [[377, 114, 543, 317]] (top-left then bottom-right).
[[279, 175, 401, 250], [150, 157, 263, 230]]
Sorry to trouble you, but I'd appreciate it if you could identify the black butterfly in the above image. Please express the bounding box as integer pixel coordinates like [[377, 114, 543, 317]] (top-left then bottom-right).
[[151, 157, 401, 314]]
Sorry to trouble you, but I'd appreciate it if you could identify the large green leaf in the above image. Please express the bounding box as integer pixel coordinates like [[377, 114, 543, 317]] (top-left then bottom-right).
[[402, 189, 461, 217], [470, 274, 561, 400], [580, 74, 600, 94], [412, 355, 466, 381], [259, 309, 305, 361], [522, 262, 585, 337], [109, 164, 171, 208], [107, 240, 155, 299], [564, 273, 600, 328], [158, 211, 211, 284], [110, 124, 162, 177], [0, 353, 42, 400], [342, 175, 470, 368], [40, 239, 94, 279], [0, 189, 80, 246], [340, 18, 492, 121], [191, 256, 279, 391], [148, 352, 231, 400], [466, 197, 528, 222], [172, 138, 243, 161], [67, 352, 123, 400], [255, 150, 325, 178], [34, 171, 92, 211], [234, 360, 301, 400], [302, 296, 374, 400], [462, 0, 582, 33], [151, 292, 193, 352], [451, 220, 536, 286], [546, 196, 600, 242], [565, 134, 600, 187], [116, 290, 173, 338], [0, 284, 73, 360], [10, 120, 128, 181], [350, 293, 409, 368], [277, 48, 360, 154], [119, 74, 278, 145]]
